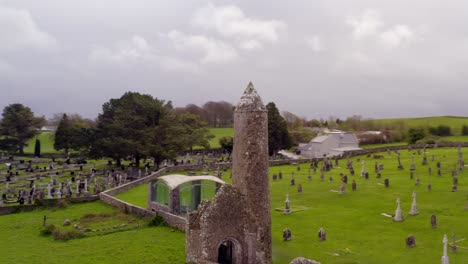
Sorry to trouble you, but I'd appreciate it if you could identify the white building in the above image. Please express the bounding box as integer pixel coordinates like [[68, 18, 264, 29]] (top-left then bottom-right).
[[298, 132, 361, 158]]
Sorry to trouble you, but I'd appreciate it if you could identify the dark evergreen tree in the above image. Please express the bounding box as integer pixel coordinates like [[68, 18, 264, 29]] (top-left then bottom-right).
[[54, 114, 72, 153], [266, 102, 292, 156], [34, 139, 41, 157], [0, 103, 45, 154]]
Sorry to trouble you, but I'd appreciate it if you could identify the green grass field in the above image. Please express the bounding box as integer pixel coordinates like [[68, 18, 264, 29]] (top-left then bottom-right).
[[374, 116, 468, 135], [206, 127, 234, 149], [24, 131, 59, 155], [0, 201, 185, 264], [115, 147, 468, 263]]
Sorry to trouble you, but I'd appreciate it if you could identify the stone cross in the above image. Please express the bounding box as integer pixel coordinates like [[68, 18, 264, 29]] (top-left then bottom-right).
[[361, 160, 366, 177], [76, 180, 80, 195], [47, 184, 52, 199], [284, 194, 291, 214], [394, 198, 403, 222], [409, 192, 419, 215], [441, 234, 449, 264], [56, 183, 62, 199]]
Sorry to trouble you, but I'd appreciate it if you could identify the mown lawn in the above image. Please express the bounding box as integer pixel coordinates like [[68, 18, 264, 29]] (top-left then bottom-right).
[[118, 147, 468, 264], [0, 201, 185, 264], [24, 131, 59, 155]]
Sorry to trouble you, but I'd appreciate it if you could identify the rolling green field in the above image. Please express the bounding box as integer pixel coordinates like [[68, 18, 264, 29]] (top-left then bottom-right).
[[116, 147, 468, 263], [374, 116, 468, 135]]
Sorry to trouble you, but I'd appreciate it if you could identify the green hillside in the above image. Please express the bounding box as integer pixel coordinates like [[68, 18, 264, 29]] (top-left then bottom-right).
[[374, 116, 468, 135]]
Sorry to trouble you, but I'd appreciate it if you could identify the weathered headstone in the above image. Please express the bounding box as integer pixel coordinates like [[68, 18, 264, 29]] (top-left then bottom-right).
[[284, 194, 291, 214], [318, 227, 326, 241], [384, 178, 390, 188], [406, 236, 416, 248], [394, 198, 403, 222], [451, 234, 457, 254], [409, 192, 419, 216], [431, 214, 437, 228], [297, 184, 302, 194], [283, 228, 292, 241], [427, 183, 432, 191], [339, 183, 345, 195], [352, 180, 357, 191]]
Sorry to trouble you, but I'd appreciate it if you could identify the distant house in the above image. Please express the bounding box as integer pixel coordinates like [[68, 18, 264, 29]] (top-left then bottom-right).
[[40, 126, 58, 132], [298, 132, 361, 158]]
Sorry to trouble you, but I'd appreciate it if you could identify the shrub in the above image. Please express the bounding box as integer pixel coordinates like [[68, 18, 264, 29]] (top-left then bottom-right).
[[416, 136, 447, 145], [52, 229, 84, 241], [55, 199, 69, 208], [40, 224, 56, 236], [462, 125, 468, 136], [148, 215, 166, 227], [408, 128, 426, 144], [429, 125, 452, 136]]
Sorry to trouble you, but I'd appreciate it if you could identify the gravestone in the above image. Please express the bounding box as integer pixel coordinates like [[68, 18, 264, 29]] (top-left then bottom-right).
[[352, 180, 357, 191], [427, 183, 432, 191], [431, 214, 437, 228], [290, 177, 295, 186], [283, 228, 292, 241], [272, 174, 277, 181], [428, 167, 432, 176], [394, 198, 403, 222], [451, 184, 457, 192], [297, 184, 302, 194], [284, 194, 291, 214], [406, 236, 416, 248], [318, 228, 326, 241], [384, 178, 390, 188], [339, 183, 345, 195], [451, 234, 457, 254], [279, 171, 283, 180], [409, 192, 419, 216], [415, 178, 420, 186], [442, 234, 449, 264], [410, 171, 414, 179]]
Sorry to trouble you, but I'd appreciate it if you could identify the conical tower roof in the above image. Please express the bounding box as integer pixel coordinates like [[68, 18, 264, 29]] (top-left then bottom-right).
[[235, 82, 266, 111]]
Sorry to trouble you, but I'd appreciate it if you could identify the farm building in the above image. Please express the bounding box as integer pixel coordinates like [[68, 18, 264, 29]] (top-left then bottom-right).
[[298, 131, 361, 158]]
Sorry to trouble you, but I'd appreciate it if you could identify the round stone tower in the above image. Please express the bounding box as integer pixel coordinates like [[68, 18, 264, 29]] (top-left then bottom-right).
[[232, 82, 271, 263]]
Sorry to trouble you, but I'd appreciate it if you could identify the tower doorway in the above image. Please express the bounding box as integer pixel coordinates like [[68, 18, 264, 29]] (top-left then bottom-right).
[[217, 240, 234, 264]]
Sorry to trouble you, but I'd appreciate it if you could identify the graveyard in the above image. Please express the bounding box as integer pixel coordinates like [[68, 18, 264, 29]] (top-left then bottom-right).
[[2, 146, 467, 263]]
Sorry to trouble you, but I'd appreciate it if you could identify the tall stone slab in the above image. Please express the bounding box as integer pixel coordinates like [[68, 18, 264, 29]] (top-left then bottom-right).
[[232, 82, 272, 263]]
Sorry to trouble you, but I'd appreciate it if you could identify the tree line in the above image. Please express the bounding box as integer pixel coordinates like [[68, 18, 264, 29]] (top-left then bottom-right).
[[0, 92, 294, 167]]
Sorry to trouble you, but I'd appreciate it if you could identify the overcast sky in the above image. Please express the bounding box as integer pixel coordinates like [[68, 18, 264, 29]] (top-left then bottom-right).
[[0, 0, 467, 120]]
